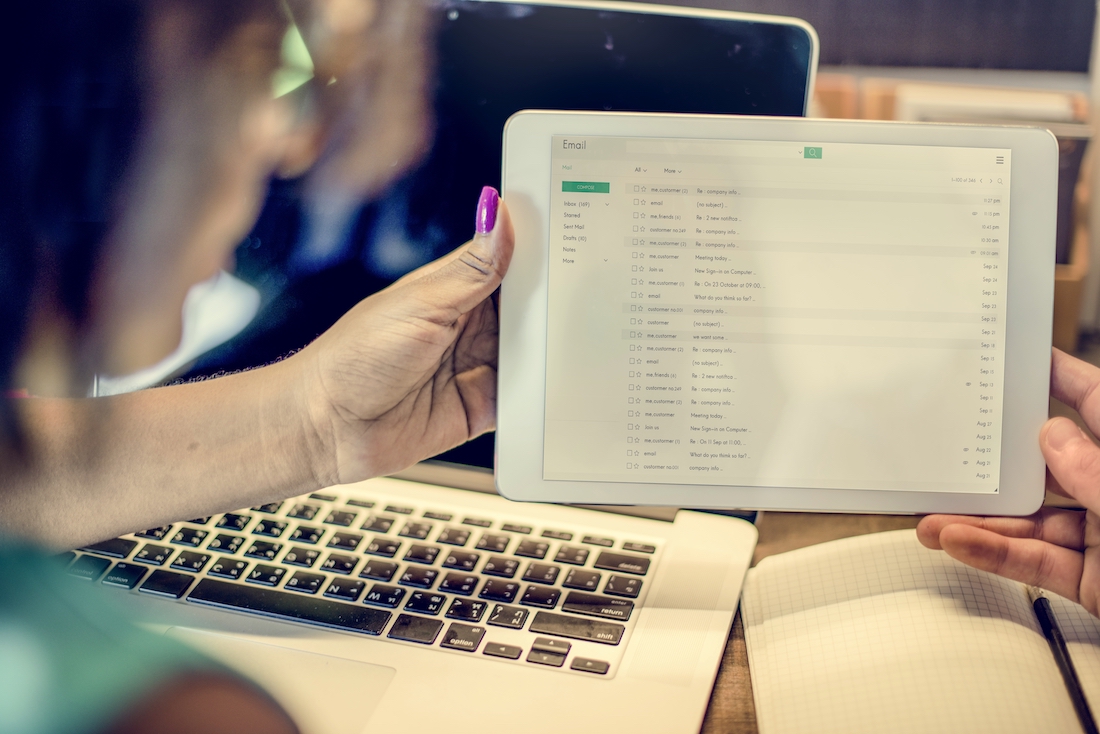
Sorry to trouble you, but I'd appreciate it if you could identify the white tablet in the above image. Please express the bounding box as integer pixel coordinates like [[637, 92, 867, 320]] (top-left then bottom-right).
[[496, 110, 1057, 515]]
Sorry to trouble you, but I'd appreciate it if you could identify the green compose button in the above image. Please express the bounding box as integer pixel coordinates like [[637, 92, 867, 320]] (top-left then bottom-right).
[[562, 181, 610, 193]]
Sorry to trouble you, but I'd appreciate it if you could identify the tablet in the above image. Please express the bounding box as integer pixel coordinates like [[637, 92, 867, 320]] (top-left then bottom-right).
[[497, 111, 1057, 515]]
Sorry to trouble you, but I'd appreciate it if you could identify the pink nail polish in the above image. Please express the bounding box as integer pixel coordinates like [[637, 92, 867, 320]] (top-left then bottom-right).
[[476, 186, 499, 235]]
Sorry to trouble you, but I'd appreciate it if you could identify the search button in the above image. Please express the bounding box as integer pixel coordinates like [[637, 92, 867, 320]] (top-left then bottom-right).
[[804, 146, 822, 159]]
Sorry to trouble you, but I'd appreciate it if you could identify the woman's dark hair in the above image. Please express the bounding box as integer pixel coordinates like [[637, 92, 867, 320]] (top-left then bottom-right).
[[0, 0, 145, 442]]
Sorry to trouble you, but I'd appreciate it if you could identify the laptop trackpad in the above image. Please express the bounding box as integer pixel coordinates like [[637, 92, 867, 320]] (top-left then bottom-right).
[[166, 627, 395, 734]]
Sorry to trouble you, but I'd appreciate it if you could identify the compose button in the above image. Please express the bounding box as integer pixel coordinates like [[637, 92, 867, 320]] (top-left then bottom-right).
[[562, 181, 610, 193]]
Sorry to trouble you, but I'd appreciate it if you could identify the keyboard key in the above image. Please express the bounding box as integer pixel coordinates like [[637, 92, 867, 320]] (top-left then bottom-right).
[[136, 526, 172, 541], [364, 584, 406, 608], [462, 517, 492, 528], [604, 575, 642, 598], [582, 535, 614, 548], [362, 516, 394, 533], [403, 545, 440, 565], [171, 528, 209, 547], [571, 658, 610, 675], [252, 502, 283, 514], [324, 510, 357, 527], [134, 544, 173, 566], [594, 551, 650, 576], [436, 527, 470, 546], [563, 569, 602, 591], [309, 492, 336, 502], [526, 650, 565, 667], [541, 530, 572, 542], [479, 579, 519, 603], [364, 539, 401, 558], [324, 579, 364, 602], [446, 598, 488, 622], [327, 532, 363, 551], [528, 611, 625, 645], [522, 563, 560, 585], [247, 564, 286, 587], [442, 551, 479, 572], [398, 521, 433, 540], [501, 523, 532, 535], [346, 499, 374, 509], [285, 571, 326, 595], [287, 503, 319, 520], [521, 586, 561, 609], [398, 567, 438, 589], [244, 541, 282, 561], [387, 614, 443, 645], [515, 540, 549, 559], [189, 578, 390, 635], [385, 505, 414, 515], [360, 560, 398, 582], [170, 551, 211, 573], [532, 637, 571, 655], [253, 520, 287, 538], [475, 534, 509, 553], [208, 559, 249, 580], [404, 592, 446, 616], [68, 554, 111, 581], [80, 538, 137, 559], [553, 546, 589, 566], [622, 542, 656, 554], [561, 591, 634, 621], [282, 547, 320, 568], [440, 573, 478, 596], [140, 570, 194, 598], [440, 622, 486, 652], [483, 642, 522, 660], [423, 511, 452, 521], [217, 514, 250, 531], [208, 534, 244, 554], [101, 562, 147, 589], [322, 553, 358, 575], [290, 525, 322, 545], [482, 556, 519, 578], [487, 604, 528, 629], [189, 517, 211, 525], [55, 551, 76, 567]]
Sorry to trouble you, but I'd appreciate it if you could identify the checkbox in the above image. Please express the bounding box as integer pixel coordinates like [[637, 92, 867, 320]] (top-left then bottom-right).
[[634, 185, 640, 192]]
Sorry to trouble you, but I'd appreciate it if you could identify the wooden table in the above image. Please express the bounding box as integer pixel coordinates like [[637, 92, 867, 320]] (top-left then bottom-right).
[[698, 511, 922, 734]]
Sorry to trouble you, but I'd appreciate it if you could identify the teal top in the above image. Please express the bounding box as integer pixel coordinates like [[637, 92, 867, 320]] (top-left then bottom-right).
[[0, 544, 215, 734]]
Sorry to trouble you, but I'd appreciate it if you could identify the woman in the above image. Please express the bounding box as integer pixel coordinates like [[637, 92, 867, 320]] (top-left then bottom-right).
[[0, 1, 511, 731]]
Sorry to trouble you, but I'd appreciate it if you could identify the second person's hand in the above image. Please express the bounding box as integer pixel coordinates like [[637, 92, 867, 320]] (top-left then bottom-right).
[[918, 348, 1100, 615]]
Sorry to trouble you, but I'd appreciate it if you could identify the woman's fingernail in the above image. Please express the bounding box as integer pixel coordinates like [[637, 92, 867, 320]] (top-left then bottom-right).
[[476, 186, 499, 235], [1045, 419, 1085, 452]]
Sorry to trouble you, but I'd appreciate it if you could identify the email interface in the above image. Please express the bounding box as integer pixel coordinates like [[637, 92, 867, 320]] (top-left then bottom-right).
[[544, 135, 1010, 494]]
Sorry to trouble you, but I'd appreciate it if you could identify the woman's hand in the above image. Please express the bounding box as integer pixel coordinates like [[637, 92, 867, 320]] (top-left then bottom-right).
[[295, 187, 514, 485], [918, 348, 1100, 615]]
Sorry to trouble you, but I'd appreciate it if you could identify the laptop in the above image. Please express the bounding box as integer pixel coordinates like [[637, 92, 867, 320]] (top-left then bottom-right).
[[66, 3, 816, 732]]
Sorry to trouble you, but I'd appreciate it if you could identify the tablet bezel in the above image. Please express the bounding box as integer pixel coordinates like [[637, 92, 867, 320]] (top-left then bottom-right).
[[497, 110, 1057, 515]]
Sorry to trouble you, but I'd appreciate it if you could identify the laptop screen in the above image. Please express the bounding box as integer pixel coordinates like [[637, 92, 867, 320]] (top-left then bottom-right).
[[181, 1, 816, 471]]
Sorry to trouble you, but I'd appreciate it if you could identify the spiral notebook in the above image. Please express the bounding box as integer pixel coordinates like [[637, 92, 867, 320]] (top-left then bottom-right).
[[741, 529, 1100, 734]]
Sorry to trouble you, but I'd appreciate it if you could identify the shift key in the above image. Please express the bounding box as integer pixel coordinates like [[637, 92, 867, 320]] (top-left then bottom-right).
[[528, 611, 624, 645]]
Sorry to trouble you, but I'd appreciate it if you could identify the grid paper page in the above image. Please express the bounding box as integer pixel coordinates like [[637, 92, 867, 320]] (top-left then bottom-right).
[[1048, 592, 1100, 718], [742, 529, 1081, 734]]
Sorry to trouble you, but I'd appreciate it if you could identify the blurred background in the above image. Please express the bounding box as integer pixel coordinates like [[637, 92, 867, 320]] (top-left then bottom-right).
[[101, 0, 1100, 475]]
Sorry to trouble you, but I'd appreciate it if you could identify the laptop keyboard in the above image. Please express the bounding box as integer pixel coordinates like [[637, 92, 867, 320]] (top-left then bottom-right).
[[68, 484, 663, 677]]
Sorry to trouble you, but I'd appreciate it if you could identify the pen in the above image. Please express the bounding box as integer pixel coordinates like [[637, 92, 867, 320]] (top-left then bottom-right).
[[1029, 587, 1099, 734]]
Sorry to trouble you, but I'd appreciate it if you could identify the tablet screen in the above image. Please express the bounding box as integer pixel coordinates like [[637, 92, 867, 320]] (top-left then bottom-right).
[[544, 135, 1011, 494]]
